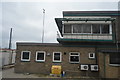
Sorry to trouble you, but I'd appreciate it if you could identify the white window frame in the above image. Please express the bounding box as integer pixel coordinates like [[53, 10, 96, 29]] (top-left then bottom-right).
[[109, 24, 112, 34], [109, 64, 120, 66], [36, 51, 46, 62], [21, 51, 31, 61], [89, 53, 95, 59], [53, 52, 62, 62], [69, 52, 80, 63]]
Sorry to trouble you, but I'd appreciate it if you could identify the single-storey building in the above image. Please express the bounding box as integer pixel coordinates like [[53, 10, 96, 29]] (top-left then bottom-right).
[[15, 11, 120, 79], [0, 49, 16, 68]]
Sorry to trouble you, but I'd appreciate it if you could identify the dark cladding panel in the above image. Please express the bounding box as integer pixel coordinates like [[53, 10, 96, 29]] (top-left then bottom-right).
[[115, 15, 120, 43]]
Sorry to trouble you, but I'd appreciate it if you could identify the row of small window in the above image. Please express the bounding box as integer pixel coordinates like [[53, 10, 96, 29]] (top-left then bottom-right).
[[21, 51, 95, 63], [63, 24, 112, 34]]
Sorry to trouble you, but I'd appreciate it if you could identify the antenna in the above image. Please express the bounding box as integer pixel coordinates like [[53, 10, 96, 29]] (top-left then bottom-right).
[[8, 28, 12, 49], [42, 9, 45, 43]]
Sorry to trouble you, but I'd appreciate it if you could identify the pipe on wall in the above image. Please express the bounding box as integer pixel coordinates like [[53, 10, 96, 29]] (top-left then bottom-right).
[[104, 53, 106, 78]]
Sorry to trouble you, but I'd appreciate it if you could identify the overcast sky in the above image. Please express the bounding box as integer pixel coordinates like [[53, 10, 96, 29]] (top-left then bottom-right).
[[0, 0, 120, 49]]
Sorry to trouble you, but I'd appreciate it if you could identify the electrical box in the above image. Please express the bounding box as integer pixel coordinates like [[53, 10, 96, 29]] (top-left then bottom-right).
[[51, 65, 61, 75], [81, 64, 89, 70], [91, 65, 98, 71]]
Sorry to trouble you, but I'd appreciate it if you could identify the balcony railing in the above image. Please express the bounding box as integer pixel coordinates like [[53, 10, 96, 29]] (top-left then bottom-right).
[[62, 34, 112, 40]]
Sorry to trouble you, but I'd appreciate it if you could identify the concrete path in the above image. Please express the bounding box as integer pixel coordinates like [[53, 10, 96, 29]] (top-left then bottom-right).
[[2, 68, 39, 78], [1, 78, 101, 80], [1, 67, 105, 80]]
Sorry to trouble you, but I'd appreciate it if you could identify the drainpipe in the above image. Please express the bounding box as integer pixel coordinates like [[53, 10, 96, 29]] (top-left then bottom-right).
[[104, 53, 106, 78], [95, 46, 97, 64], [116, 41, 118, 53]]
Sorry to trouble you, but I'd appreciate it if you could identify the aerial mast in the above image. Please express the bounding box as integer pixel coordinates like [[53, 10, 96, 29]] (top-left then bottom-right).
[[42, 9, 45, 43], [8, 28, 12, 49]]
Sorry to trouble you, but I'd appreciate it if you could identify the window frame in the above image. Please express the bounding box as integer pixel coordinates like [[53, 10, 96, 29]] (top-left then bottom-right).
[[35, 51, 46, 62], [21, 51, 31, 61], [89, 53, 95, 59], [69, 52, 80, 63], [63, 23, 111, 35], [53, 52, 62, 62]]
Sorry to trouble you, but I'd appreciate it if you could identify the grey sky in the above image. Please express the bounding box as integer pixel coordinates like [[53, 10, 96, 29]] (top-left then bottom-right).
[[1, 1, 119, 49]]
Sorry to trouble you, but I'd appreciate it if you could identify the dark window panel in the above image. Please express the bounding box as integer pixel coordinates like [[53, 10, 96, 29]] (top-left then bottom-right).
[[70, 56, 79, 62], [37, 53, 44, 60], [73, 24, 82, 33], [101, 24, 109, 34], [82, 24, 91, 33], [110, 53, 120, 64], [90, 54, 94, 57], [92, 24, 100, 34], [23, 52, 29, 59], [64, 24, 72, 33], [73, 24, 91, 33], [54, 53, 60, 60]]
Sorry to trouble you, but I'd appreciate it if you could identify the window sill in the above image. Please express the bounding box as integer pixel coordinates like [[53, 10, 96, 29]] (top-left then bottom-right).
[[36, 60, 45, 62], [109, 64, 120, 67], [69, 62, 79, 64], [53, 61, 62, 63], [89, 58, 96, 60], [21, 60, 30, 62]]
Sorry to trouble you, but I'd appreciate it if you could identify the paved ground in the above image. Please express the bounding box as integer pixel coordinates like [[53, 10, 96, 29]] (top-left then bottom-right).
[[1, 78, 102, 80], [2, 68, 39, 78], [1, 67, 102, 80], [1, 67, 118, 80]]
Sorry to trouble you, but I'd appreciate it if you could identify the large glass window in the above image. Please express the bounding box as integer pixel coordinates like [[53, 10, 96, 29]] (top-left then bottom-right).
[[69, 52, 80, 63], [53, 52, 62, 62], [64, 24, 72, 33], [73, 24, 82, 33], [101, 24, 109, 34], [110, 53, 120, 65], [21, 51, 31, 61], [36, 51, 45, 62], [82, 24, 91, 33], [73, 24, 91, 33], [92, 24, 100, 34], [64, 24, 111, 34]]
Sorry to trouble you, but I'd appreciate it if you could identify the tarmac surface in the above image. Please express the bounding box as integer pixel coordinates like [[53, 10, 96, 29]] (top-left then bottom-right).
[[1, 78, 101, 80], [2, 67, 39, 78], [1, 66, 119, 80], [1, 67, 101, 80]]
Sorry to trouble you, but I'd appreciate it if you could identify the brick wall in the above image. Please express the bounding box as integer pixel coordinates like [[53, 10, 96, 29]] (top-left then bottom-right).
[[15, 44, 120, 78], [15, 44, 99, 77]]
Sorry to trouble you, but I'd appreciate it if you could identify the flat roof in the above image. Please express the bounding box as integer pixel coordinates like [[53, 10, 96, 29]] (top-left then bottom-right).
[[98, 49, 120, 53], [16, 42, 62, 47], [16, 42, 119, 48], [63, 11, 120, 16]]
